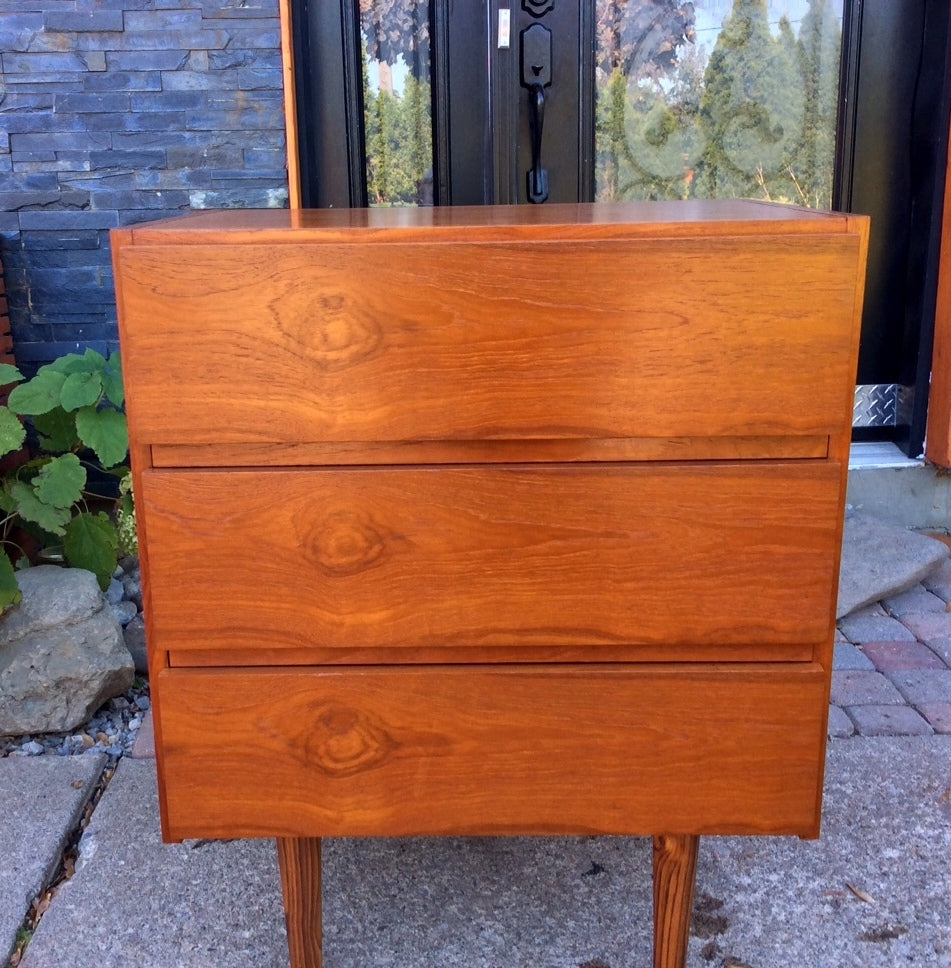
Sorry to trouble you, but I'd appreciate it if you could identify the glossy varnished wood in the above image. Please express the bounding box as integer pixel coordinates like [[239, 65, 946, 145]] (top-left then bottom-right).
[[118, 200, 860, 244], [149, 434, 830, 468], [926, 151, 951, 467], [277, 838, 322, 968], [154, 664, 827, 841], [140, 462, 841, 660], [653, 835, 700, 968], [112, 202, 870, 968], [115, 234, 861, 445]]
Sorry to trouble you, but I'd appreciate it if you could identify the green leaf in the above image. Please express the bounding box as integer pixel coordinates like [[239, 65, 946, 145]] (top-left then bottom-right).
[[0, 482, 16, 515], [8, 480, 72, 535], [0, 554, 22, 615], [7, 369, 68, 416], [46, 351, 101, 376], [101, 352, 125, 408], [60, 371, 103, 412], [75, 407, 128, 468], [32, 408, 80, 454], [0, 363, 24, 386], [0, 407, 26, 459], [33, 453, 86, 509], [64, 511, 118, 590]]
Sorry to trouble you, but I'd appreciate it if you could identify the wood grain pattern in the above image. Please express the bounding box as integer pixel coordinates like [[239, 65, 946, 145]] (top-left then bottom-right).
[[149, 434, 830, 467], [112, 203, 869, 968], [277, 0, 301, 211], [164, 639, 815, 668], [141, 462, 841, 659], [155, 664, 827, 841], [926, 150, 951, 467], [277, 838, 322, 968], [120, 201, 858, 246], [652, 835, 699, 968], [116, 235, 861, 445]]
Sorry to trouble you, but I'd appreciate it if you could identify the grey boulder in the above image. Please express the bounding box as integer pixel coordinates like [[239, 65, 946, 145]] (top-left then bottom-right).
[[837, 512, 950, 618], [0, 566, 133, 735]]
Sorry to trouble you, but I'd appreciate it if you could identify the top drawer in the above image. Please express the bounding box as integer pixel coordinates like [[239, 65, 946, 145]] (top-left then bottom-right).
[[115, 233, 862, 445]]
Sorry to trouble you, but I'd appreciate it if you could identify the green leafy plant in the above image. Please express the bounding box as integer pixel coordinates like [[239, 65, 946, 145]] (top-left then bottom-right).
[[0, 349, 130, 612]]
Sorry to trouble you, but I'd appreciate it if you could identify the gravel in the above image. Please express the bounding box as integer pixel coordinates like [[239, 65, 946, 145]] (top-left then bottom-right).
[[1, 680, 151, 759], [1, 557, 150, 760]]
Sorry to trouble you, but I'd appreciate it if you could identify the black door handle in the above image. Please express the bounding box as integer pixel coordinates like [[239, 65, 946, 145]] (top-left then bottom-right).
[[521, 23, 551, 204], [527, 83, 549, 203]]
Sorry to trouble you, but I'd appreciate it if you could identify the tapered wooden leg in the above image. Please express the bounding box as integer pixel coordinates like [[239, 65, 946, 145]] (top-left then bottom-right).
[[652, 834, 699, 968], [277, 837, 323, 968]]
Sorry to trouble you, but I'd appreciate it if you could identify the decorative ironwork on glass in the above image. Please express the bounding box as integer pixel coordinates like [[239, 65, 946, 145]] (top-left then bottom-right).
[[595, 0, 843, 209], [524, 0, 555, 17]]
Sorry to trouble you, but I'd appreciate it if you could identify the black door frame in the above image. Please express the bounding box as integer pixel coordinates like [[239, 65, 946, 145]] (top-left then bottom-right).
[[838, 0, 951, 456]]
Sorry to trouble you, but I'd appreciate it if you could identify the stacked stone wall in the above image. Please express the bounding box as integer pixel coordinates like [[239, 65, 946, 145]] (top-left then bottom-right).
[[0, 255, 12, 371], [0, 0, 289, 370]]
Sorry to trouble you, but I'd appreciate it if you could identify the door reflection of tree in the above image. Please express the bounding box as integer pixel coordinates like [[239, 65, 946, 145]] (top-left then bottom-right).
[[596, 0, 841, 210]]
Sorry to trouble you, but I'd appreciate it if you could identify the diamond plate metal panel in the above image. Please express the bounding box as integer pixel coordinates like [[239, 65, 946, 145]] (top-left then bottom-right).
[[853, 384, 904, 427]]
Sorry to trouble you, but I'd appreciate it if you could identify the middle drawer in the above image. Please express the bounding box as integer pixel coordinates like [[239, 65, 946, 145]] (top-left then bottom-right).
[[141, 462, 841, 664]]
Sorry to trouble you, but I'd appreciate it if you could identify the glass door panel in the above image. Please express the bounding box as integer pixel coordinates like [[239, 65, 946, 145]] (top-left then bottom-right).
[[360, 0, 435, 206], [595, 0, 844, 208]]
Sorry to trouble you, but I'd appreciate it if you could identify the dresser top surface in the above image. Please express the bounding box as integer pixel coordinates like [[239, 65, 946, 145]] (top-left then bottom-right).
[[118, 200, 862, 247]]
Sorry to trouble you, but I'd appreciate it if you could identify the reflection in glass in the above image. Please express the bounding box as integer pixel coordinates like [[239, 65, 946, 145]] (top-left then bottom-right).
[[595, 0, 843, 208], [361, 0, 434, 206]]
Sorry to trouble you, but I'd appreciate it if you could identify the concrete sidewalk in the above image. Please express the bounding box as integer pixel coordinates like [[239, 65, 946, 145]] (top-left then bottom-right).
[[6, 737, 951, 968], [3, 515, 951, 967]]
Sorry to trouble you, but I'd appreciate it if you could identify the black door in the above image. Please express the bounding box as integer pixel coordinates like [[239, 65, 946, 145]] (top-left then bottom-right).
[[291, 0, 950, 457], [291, 0, 595, 207], [840, 0, 951, 455]]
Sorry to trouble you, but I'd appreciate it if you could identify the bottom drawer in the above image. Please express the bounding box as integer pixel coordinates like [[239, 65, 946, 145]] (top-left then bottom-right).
[[155, 664, 829, 842]]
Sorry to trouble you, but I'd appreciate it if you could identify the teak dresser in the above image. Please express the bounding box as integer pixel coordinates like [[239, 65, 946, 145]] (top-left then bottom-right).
[[112, 201, 869, 968]]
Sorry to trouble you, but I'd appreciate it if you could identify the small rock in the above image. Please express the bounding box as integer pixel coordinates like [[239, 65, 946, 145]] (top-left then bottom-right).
[[21, 740, 44, 756], [119, 565, 143, 610], [105, 578, 125, 606], [110, 600, 138, 626], [119, 556, 139, 574], [122, 613, 148, 675]]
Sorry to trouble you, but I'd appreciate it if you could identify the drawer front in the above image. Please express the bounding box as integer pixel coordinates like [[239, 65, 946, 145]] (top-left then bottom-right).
[[155, 664, 827, 840], [141, 462, 842, 661], [116, 234, 861, 444]]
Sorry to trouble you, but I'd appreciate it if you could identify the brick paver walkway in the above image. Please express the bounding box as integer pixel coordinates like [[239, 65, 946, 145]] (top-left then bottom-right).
[[831, 557, 951, 736]]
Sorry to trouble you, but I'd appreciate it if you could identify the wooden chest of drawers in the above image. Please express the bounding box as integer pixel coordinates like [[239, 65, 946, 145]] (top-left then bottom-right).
[[112, 201, 868, 967]]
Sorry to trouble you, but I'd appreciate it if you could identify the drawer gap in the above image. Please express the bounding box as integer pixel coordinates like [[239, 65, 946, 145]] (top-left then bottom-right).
[[150, 435, 830, 468]]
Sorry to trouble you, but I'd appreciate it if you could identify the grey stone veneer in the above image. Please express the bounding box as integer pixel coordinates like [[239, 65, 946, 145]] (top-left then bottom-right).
[[0, 0, 289, 369]]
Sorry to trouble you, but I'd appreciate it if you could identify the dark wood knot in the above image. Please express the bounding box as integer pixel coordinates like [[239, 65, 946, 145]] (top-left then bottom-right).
[[306, 509, 391, 576], [273, 291, 383, 370], [305, 704, 396, 777]]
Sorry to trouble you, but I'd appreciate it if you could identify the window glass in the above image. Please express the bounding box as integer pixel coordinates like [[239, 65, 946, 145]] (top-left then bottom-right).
[[361, 0, 434, 206], [595, 0, 843, 208]]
